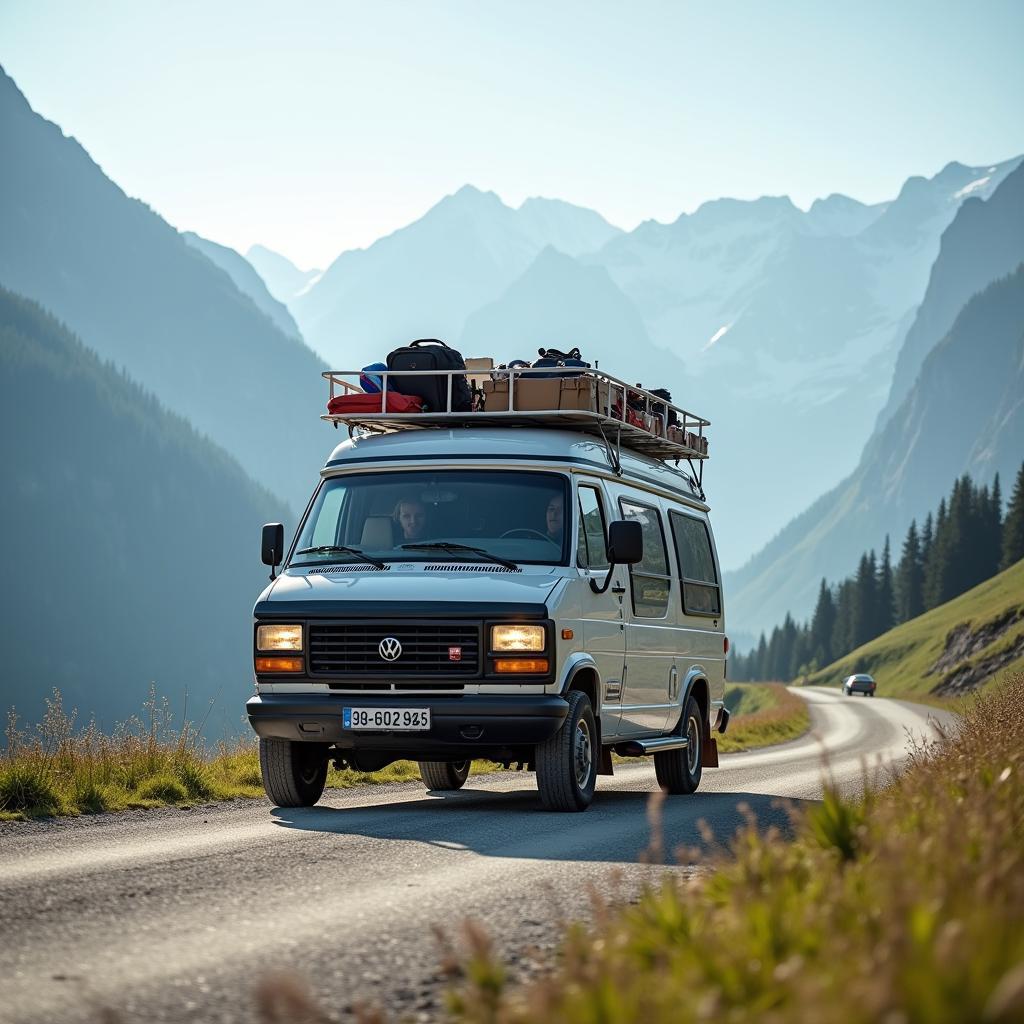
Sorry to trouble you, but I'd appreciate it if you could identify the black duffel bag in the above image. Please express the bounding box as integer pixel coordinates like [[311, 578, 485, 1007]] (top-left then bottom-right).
[[386, 339, 473, 412]]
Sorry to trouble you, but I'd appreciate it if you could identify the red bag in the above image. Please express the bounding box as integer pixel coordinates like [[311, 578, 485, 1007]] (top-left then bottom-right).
[[327, 392, 424, 415]]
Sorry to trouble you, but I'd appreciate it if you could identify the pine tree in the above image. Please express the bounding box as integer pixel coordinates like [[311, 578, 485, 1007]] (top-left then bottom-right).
[[1001, 462, 1024, 570], [809, 578, 836, 667], [766, 625, 783, 681], [921, 512, 934, 571], [832, 578, 855, 659], [877, 536, 895, 635], [755, 632, 768, 680], [781, 614, 799, 681], [987, 474, 1003, 576], [851, 553, 877, 649], [924, 497, 949, 609], [895, 519, 924, 623]]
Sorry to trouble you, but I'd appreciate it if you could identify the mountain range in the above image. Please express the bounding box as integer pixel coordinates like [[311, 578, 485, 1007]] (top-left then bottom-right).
[[0, 286, 288, 726], [0, 67, 331, 513], [291, 186, 622, 366], [2, 58, 1021, 703], [280, 156, 1020, 567], [245, 244, 322, 305], [725, 162, 1024, 636], [182, 231, 302, 341]]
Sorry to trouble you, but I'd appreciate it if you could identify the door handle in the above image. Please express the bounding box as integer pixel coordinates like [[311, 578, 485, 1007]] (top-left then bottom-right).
[[669, 666, 678, 698], [611, 582, 626, 594]]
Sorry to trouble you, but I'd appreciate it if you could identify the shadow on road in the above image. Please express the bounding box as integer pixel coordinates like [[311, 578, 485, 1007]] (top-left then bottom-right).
[[270, 787, 818, 865]]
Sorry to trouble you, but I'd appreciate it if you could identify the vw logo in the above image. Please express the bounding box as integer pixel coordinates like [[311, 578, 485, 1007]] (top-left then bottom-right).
[[379, 637, 402, 662]]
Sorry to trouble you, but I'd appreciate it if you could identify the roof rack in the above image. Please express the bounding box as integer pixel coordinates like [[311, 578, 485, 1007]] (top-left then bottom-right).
[[321, 367, 711, 491]]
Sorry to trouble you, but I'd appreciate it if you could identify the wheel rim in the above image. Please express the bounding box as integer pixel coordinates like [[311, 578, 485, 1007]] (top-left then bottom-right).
[[298, 762, 321, 785], [574, 718, 593, 789], [686, 715, 700, 774]]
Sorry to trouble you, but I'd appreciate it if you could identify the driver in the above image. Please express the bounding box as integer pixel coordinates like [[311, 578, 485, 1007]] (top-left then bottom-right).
[[393, 498, 428, 543], [544, 493, 564, 543]]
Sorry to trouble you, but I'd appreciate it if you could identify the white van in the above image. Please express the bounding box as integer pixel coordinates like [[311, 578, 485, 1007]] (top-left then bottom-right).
[[246, 369, 729, 811]]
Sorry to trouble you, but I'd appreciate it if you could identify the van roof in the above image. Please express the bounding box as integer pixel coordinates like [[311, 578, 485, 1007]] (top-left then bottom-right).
[[323, 427, 709, 509]]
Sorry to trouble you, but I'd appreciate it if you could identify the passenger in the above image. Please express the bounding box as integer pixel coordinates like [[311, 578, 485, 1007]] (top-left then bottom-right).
[[393, 498, 429, 542], [545, 493, 564, 544]]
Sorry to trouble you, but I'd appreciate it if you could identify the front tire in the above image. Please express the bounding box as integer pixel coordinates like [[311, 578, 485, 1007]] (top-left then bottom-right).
[[418, 760, 470, 791], [655, 694, 703, 795], [259, 738, 328, 807], [536, 690, 597, 812]]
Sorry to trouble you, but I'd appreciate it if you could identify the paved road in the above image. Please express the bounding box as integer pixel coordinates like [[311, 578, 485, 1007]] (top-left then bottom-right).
[[0, 689, 953, 1024]]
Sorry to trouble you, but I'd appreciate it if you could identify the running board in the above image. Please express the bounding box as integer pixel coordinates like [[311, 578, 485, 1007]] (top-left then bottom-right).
[[613, 735, 690, 758]]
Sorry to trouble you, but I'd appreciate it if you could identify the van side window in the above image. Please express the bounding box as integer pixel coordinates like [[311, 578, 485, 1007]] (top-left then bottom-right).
[[577, 485, 609, 569], [669, 511, 721, 616], [618, 499, 670, 618]]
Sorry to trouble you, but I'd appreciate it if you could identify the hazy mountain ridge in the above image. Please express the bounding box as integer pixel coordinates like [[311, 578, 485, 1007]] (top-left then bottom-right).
[[182, 231, 302, 340], [0, 67, 330, 511], [291, 185, 622, 366], [0, 286, 289, 726], [459, 246, 678, 385], [574, 156, 1023, 564], [726, 260, 1024, 636], [246, 244, 322, 304], [880, 160, 1024, 421]]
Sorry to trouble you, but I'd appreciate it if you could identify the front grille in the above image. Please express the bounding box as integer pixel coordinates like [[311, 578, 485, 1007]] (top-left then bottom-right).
[[309, 621, 481, 676]]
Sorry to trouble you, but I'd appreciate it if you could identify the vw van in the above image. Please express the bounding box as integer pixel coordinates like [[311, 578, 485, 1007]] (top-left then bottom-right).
[[246, 369, 729, 812]]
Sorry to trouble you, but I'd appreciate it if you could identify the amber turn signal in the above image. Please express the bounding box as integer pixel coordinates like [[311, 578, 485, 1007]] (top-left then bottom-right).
[[255, 656, 303, 673], [494, 658, 549, 674], [561, 628, 574, 640]]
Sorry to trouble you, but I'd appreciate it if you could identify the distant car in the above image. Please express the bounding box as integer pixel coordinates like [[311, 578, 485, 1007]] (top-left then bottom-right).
[[842, 673, 876, 697]]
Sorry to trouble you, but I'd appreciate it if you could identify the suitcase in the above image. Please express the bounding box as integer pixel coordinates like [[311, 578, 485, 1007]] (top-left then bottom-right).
[[386, 339, 473, 412], [327, 392, 424, 415]]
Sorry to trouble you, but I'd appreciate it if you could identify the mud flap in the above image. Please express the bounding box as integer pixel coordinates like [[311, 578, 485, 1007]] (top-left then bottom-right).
[[702, 736, 719, 768], [599, 746, 614, 775]]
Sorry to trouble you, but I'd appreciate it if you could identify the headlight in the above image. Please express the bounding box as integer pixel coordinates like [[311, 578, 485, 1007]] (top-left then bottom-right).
[[256, 624, 303, 651], [490, 624, 545, 652]]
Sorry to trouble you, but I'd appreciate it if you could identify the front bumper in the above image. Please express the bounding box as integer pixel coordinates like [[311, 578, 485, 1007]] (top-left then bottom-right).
[[246, 692, 569, 754]]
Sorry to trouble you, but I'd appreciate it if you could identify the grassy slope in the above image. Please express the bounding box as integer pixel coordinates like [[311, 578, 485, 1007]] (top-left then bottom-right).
[[805, 558, 1024, 700], [720, 683, 809, 753], [441, 672, 1024, 1024]]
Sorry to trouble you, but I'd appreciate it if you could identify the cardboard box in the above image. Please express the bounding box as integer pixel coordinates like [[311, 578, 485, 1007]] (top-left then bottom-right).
[[465, 357, 494, 392], [482, 375, 611, 414], [557, 376, 610, 413], [482, 378, 509, 411]]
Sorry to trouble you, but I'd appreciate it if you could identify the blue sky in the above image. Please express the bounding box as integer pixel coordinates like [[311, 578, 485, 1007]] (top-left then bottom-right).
[[2, 0, 1022, 266]]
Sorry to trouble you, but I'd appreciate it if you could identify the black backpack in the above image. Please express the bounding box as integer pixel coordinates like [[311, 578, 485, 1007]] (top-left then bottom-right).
[[531, 347, 591, 378], [386, 339, 473, 412]]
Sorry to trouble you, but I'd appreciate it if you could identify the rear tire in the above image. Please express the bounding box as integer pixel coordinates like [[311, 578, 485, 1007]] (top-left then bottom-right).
[[536, 690, 597, 812], [259, 738, 328, 807], [655, 694, 703, 795], [418, 760, 470, 791]]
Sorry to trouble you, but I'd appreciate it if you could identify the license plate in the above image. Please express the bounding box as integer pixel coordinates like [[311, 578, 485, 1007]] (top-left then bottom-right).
[[343, 707, 431, 731]]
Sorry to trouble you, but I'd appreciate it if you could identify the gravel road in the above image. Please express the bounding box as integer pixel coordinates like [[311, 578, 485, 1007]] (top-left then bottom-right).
[[0, 688, 953, 1024]]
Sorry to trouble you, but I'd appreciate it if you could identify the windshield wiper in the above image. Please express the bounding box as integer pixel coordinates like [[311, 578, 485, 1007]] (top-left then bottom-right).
[[399, 542, 519, 571], [292, 545, 387, 569]]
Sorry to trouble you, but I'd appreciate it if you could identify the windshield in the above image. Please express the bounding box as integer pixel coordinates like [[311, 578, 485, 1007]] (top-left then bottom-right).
[[291, 470, 570, 566]]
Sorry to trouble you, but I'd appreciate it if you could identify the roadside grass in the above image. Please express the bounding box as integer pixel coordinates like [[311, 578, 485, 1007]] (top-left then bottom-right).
[[439, 670, 1024, 1024], [1, 682, 809, 819], [718, 682, 809, 753], [804, 557, 1024, 702], [0, 687, 497, 820]]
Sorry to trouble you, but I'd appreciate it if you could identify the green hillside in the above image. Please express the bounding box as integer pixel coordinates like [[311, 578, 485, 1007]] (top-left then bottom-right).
[[804, 558, 1024, 699], [0, 287, 289, 728]]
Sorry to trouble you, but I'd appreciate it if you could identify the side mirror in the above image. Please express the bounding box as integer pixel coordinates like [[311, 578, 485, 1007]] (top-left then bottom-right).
[[607, 520, 643, 565], [590, 520, 644, 594], [262, 523, 284, 578]]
